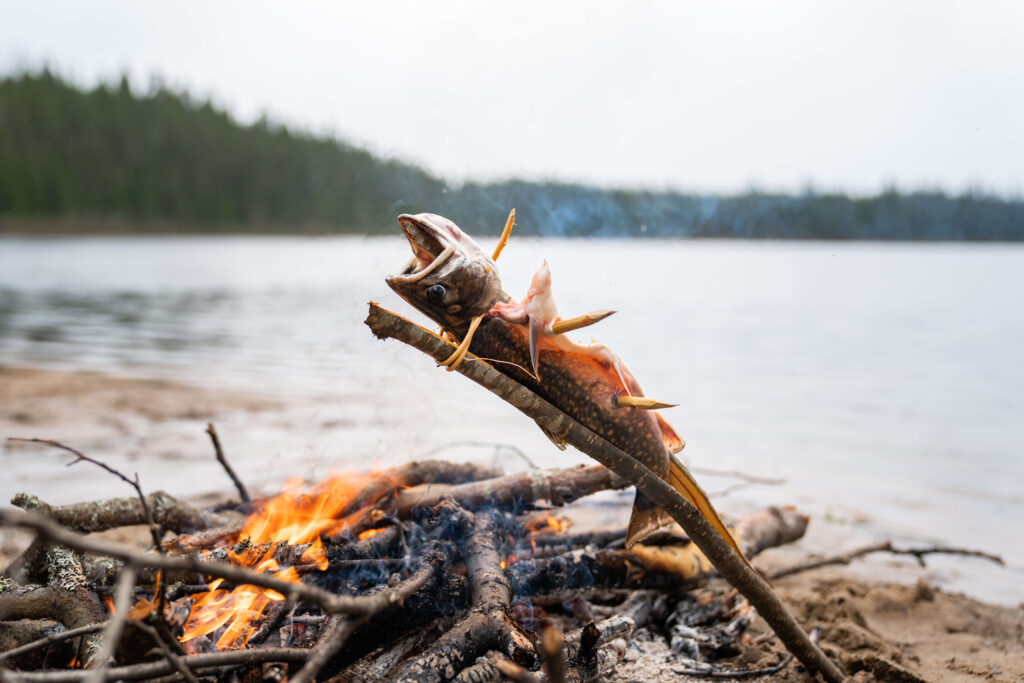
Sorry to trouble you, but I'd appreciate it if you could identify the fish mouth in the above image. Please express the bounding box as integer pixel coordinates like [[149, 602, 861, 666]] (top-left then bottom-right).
[[392, 214, 455, 283]]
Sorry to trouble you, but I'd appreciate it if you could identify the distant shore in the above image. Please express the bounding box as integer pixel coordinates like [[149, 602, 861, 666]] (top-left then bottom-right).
[[5, 216, 1024, 242], [3, 71, 1023, 242]]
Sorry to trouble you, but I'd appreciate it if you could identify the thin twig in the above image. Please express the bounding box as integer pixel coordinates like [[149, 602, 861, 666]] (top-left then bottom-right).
[[130, 622, 199, 683], [7, 439, 163, 550], [205, 423, 250, 503], [84, 562, 137, 683], [541, 627, 567, 683], [495, 659, 542, 682], [690, 467, 785, 486], [769, 541, 1004, 580], [0, 508, 440, 617], [418, 440, 537, 468], [289, 615, 357, 683], [0, 622, 108, 665], [0, 648, 311, 682], [365, 303, 845, 683]]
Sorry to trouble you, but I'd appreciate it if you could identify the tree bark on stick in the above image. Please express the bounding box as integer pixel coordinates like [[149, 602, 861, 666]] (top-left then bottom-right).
[[366, 302, 845, 683], [388, 465, 621, 517]]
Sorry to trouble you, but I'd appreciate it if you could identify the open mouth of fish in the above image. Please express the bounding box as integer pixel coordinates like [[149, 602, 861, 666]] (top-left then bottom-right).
[[394, 214, 457, 282]]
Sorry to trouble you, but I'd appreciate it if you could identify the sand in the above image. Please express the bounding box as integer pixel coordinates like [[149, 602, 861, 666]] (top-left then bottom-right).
[[2, 366, 1022, 681]]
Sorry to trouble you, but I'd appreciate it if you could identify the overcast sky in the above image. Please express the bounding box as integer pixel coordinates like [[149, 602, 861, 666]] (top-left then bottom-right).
[[2, 0, 1021, 195]]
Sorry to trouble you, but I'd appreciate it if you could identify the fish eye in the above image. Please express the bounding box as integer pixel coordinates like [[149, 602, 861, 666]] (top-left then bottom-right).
[[425, 284, 446, 305]]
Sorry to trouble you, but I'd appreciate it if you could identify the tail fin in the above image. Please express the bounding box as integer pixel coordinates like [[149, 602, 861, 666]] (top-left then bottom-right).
[[668, 454, 751, 568]]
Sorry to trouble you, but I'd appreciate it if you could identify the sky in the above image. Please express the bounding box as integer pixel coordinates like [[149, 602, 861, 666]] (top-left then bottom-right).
[[1, 0, 1021, 195]]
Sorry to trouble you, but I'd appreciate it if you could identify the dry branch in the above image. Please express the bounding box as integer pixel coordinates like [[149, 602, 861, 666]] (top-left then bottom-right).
[[0, 544, 107, 665], [7, 439, 163, 551], [769, 541, 1004, 580], [366, 302, 845, 683], [84, 563, 136, 683], [10, 492, 232, 536], [204, 422, 250, 503], [166, 459, 502, 552], [0, 508, 439, 618], [0, 648, 312, 682], [388, 465, 621, 517]]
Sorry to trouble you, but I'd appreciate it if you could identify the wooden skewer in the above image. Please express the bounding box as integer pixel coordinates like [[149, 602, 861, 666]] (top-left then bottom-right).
[[550, 309, 616, 336], [617, 395, 677, 410], [492, 208, 516, 261]]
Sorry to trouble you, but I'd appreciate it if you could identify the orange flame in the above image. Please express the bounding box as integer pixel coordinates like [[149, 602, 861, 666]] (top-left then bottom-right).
[[180, 470, 401, 649], [525, 514, 571, 535]]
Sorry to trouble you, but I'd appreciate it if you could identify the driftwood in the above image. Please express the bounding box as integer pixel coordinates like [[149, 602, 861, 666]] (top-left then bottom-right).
[[365, 302, 846, 683]]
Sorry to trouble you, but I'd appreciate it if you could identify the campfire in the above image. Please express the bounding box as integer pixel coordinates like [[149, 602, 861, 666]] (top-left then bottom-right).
[[0, 438, 815, 681]]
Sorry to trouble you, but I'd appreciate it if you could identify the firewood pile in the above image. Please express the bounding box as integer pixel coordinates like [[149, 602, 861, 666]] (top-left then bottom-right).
[[0, 446, 812, 682]]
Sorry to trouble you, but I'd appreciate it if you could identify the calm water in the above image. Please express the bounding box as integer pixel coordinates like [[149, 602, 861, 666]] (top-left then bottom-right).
[[1, 235, 1023, 600]]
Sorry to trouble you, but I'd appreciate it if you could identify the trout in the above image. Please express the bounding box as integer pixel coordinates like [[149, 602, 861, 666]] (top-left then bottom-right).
[[386, 212, 745, 558]]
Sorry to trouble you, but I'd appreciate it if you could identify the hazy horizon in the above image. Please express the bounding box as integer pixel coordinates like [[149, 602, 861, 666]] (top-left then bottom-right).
[[2, 0, 1022, 197]]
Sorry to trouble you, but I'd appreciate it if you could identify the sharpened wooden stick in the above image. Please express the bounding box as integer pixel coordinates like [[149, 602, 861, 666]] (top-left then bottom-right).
[[365, 303, 846, 683], [616, 395, 678, 410], [550, 309, 616, 336], [492, 208, 516, 261]]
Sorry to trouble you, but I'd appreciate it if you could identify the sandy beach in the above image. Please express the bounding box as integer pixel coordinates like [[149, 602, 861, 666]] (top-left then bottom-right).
[[2, 365, 1021, 681]]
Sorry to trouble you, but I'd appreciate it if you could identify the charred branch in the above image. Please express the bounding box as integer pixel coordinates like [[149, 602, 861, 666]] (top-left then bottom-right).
[[388, 465, 621, 518], [393, 511, 537, 683], [0, 508, 438, 618], [0, 648, 312, 682]]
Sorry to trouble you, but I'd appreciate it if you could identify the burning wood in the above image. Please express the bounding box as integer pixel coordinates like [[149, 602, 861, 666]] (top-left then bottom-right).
[[0, 438, 826, 682]]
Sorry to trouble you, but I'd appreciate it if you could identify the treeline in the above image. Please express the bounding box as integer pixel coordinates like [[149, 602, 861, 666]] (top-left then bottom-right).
[[1, 70, 1021, 240]]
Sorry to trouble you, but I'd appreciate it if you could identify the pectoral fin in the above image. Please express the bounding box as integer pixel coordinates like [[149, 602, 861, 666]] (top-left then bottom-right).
[[528, 314, 545, 379], [668, 454, 751, 567], [626, 492, 673, 548]]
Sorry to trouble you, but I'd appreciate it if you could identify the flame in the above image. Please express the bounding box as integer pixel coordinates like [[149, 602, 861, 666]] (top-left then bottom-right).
[[525, 514, 571, 535], [180, 470, 401, 649], [358, 527, 385, 541]]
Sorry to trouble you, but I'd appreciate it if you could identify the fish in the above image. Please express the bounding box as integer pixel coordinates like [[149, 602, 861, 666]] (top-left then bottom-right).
[[387, 212, 745, 559]]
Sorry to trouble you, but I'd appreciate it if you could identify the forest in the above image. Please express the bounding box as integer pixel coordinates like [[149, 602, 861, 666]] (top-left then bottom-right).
[[1, 70, 1021, 240]]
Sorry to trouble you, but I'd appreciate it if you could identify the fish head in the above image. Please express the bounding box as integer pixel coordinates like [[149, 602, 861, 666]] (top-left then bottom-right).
[[387, 213, 503, 332]]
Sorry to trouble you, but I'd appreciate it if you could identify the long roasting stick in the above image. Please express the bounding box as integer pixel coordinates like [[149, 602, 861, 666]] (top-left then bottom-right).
[[365, 303, 845, 683]]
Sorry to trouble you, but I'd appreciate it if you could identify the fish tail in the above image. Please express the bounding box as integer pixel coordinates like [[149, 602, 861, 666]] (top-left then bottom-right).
[[667, 454, 751, 567]]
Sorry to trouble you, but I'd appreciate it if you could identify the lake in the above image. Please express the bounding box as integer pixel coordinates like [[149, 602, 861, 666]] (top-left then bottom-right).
[[1, 234, 1022, 603]]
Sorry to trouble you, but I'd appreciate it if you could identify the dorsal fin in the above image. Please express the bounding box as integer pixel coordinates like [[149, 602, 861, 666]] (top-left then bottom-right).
[[656, 414, 685, 454]]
